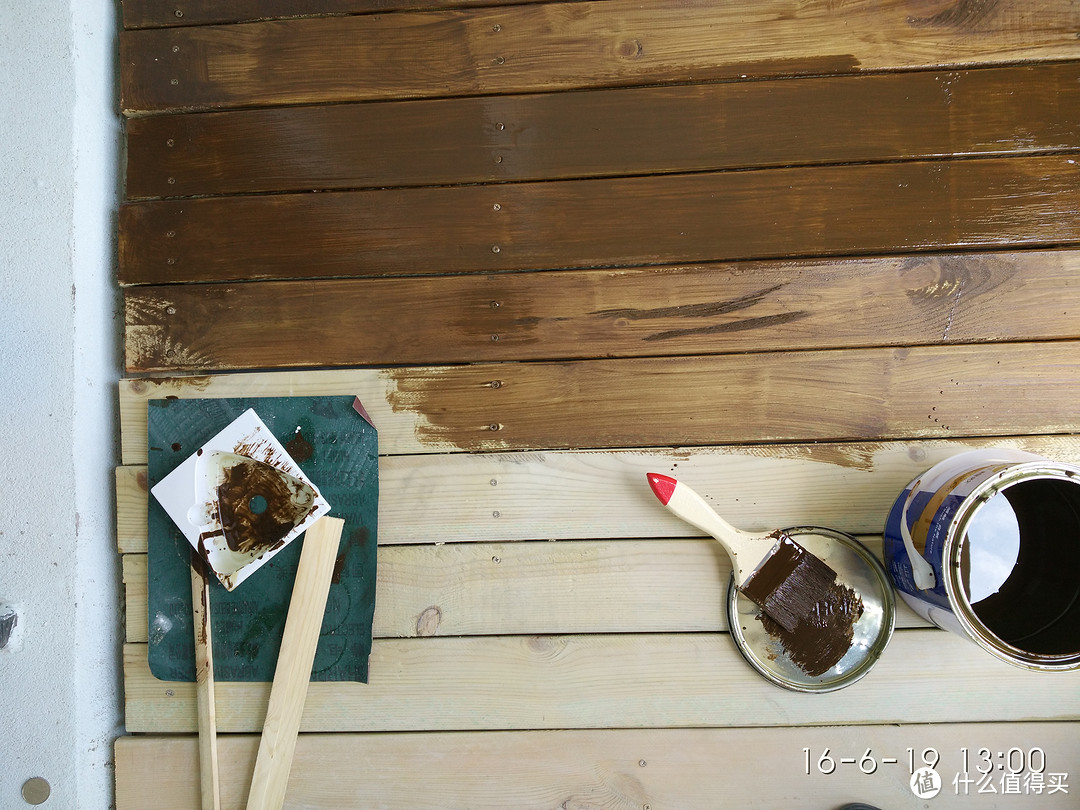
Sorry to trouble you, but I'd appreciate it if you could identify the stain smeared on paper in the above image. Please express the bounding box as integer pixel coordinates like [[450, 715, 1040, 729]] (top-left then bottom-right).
[[217, 455, 317, 556]]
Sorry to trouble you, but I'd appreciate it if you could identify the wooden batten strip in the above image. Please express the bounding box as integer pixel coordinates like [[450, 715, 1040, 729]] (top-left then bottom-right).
[[119, 342, 1080, 463], [118, 156, 1080, 284], [119, 0, 1080, 112], [121, 537, 929, 643], [114, 723, 1080, 809], [124, 63, 1080, 199], [125, 250, 1080, 372], [117, 436, 1080, 551], [123, 631, 1080, 733]]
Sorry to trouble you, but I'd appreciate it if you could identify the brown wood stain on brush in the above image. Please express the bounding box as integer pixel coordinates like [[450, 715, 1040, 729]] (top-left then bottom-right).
[[741, 535, 865, 676], [757, 581, 865, 677]]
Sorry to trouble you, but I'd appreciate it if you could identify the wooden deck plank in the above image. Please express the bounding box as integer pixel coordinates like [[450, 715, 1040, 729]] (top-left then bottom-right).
[[117, 437, 1080, 552], [114, 724, 1080, 809], [124, 63, 1080, 199], [118, 155, 1080, 284], [125, 250, 1080, 372], [119, 0, 1080, 112], [119, 342, 1080, 463], [123, 631, 1080, 732], [122, 0, 558, 30], [122, 537, 928, 643]]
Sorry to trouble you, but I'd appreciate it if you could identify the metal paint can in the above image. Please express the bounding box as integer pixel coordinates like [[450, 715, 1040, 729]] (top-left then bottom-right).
[[883, 448, 1080, 671]]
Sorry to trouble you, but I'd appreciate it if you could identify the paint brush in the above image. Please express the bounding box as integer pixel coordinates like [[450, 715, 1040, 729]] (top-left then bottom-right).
[[646, 473, 840, 633]]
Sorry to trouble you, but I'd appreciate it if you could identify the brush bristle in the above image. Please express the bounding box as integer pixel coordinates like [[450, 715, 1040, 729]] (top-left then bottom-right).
[[740, 533, 839, 633]]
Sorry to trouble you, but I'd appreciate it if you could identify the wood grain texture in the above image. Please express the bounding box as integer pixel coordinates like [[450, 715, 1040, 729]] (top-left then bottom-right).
[[124, 63, 1080, 199], [122, 537, 930, 643], [124, 250, 1080, 372], [118, 155, 1080, 284], [118, 343, 1080, 461], [119, 0, 1080, 113], [246, 517, 343, 810], [124, 631, 1080, 733], [114, 724, 1080, 810], [121, 0, 557, 29], [119, 437, 1080, 552]]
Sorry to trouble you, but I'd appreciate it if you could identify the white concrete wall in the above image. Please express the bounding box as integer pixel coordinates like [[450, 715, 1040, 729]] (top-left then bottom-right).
[[0, 1, 122, 808]]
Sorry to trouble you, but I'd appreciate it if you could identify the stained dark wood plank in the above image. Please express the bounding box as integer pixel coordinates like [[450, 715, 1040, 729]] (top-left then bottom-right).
[[118, 155, 1080, 285], [122, 0, 561, 29], [372, 342, 1080, 451], [118, 343, 1080, 452], [124, 249, 1080, 372], [125, 63, 1080, 199], [119, 0, 1080, 113]]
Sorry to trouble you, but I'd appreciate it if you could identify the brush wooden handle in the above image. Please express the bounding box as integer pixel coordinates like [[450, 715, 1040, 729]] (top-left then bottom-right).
[[190, 562, 221, 810], [246, 516, 344, 810], [647, 473, 765, 585]]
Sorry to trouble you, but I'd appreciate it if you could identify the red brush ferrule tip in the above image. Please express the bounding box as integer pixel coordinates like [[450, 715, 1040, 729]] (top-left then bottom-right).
[[646, 472, 678, 505]]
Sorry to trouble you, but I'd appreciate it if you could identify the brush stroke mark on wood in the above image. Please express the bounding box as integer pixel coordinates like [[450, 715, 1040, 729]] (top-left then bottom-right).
[[908, 0, 1000, 29]]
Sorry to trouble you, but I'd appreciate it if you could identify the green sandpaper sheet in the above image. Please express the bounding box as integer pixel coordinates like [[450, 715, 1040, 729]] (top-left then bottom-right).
[[146, 395, 377, 682]]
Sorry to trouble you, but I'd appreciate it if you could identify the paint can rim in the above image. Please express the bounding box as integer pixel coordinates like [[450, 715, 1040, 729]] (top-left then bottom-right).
[[941, 461, 1080, 672]]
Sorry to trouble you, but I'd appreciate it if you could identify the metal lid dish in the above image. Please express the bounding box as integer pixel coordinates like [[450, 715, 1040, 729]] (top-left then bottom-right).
[[727, 526, 895, 692]]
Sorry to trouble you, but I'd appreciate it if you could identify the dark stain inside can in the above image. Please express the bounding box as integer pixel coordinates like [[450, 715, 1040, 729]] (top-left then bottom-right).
[[217, 457, 315, 556], [757, 580, 864, 677], [961, 477, 1080, 656]]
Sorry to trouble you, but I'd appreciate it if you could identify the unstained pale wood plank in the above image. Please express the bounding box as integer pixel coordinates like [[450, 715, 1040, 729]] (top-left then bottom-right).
[[124, 63, 1080, 199], [122, 536, 929, 643], [114, 724, 1080, 809], [123, 631, 1080, 733], [117, 437, 1080, 552], [118, 156, 1080, 284], [119, 0, 1080, 112], [119, 343, 1080, 463], [124, 250, 1080, 372]]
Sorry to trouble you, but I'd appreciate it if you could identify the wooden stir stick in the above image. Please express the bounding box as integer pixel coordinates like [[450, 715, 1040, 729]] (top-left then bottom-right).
[[246, 516, 345, 810], [190, 557, 221, 810]]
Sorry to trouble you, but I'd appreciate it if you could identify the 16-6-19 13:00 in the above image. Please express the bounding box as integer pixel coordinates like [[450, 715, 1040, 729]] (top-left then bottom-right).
[[803, 746, 1047, 776]]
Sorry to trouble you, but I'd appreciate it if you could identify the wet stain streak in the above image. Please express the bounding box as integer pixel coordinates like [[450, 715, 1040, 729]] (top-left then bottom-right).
[[908, 0, 999, 29], [643, 311, 811, 341]]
